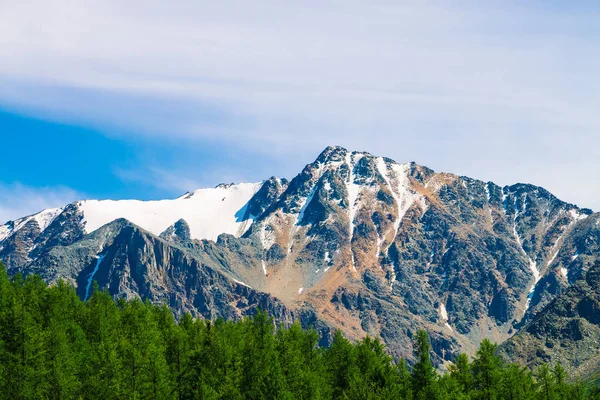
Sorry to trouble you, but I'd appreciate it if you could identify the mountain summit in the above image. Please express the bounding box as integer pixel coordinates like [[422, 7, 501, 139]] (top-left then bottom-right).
[[0, 146, 597, 365]]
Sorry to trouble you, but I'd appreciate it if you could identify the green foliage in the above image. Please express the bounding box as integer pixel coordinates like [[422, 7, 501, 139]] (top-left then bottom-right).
[[411, 330, 438, 399], [0, 264, 592, 399]]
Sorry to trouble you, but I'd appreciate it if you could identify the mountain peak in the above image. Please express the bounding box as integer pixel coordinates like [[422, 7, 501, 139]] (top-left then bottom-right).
[[316, 145, 349, 164]]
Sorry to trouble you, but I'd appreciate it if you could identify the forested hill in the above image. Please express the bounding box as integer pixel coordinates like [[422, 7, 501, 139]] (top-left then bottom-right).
[[0, 265, 597, 399]]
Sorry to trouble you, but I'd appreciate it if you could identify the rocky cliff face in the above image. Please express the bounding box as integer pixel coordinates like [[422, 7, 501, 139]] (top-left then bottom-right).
[[499, 262, 600, 379], [0, 146, 597, 365]]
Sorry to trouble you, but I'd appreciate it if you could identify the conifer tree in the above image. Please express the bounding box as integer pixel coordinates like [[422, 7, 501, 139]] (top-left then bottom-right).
[[397, 358, 413, 400], [537, 364, 555, 400], [45, 280, 85, 399], [449, 353, 472, 394], [411, 330, 437, 400], [325, 330, 356, 399], [471, 339, 501, 400], [499, 363, 535, 400], [240, 310, 287, 399], [82, 288, 124, 399]]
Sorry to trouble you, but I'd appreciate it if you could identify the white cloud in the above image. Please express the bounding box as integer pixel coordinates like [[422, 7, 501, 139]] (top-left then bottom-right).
[[0, 1, 598, 209], [0, 183, 82, 224]]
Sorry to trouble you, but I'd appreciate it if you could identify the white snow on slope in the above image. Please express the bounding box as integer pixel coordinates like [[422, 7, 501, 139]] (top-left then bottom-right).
[[547, 250, 559, 267], [34, 208, 64, 232], [345, 153, 362, 243], [85, 253, 106, 301], [345, 153, 363, 272], [80, 182, 261, 241], [259, 217, 276, 250], [261, 260, 267, 276], [296, 184, 318, 226], [485, 183, 492, 201], [560, 267, 568, 279], [0, 207, 63, 243], [546, 232, 565, 268], [0, 225, 12, 242], [523, 259, 541, 315], [569, 209, 588, 221], [439, 303, 453, 332], [529, 259, 541, 283], [440, 303, 448, 320], [377, 159, 404, 233], [375, 158, 425, 249], [508, 195, 541, 315], [233, 279, 251, 288]]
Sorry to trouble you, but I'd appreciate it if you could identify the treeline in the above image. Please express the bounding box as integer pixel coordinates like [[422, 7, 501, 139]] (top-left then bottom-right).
[[0, 265, 597, 399]]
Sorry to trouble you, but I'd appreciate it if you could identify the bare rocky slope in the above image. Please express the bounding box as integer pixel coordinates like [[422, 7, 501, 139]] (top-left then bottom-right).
[[1, 146, 597, 366], [498, 261, 600, 379]]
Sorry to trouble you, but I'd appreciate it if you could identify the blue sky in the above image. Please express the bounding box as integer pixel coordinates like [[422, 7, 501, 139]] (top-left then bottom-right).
[[0, 1, 599, 222]]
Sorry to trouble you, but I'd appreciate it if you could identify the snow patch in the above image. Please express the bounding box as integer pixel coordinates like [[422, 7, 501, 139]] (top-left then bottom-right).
[[547, 251, 559, 267], [296, 183, 318, 226], [261, 260, 267, 276], [376, 236, 382, 258], [233, 279, 251, 288], [345, 153, 361, 244], [560, 267, 568, 279], [523, 259, 540, 315], [439, 303, 453, 332], [80, 182, 261, 241], [33, 208, 63, 232], [298, 287, 304, 294], [0, 224, 12, 242], [376, 158, 425, 244], [259, 219, 276, 250], [485, 183, 491, 201], [509, 196, 541, 295], [529, 259, 540, 283], [569, 209, 588, 221], [85, 254, 106, 301], [512, 197, 523, 246], [0, 207, 63, 243], [440, 303, 449, 320], [345, 153, 364, 271]]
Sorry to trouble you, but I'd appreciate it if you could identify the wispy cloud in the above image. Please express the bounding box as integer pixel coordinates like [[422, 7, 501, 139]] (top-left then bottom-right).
[[0, 183, 82, 223], [114, 164, 266, 196], [114, 167, 204, 195], [0, 1, 598, 209]]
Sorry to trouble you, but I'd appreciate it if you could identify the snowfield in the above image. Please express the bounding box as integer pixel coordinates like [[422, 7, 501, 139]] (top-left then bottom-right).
[[0, 182, 263, 244], [80, 182, 262, 241]]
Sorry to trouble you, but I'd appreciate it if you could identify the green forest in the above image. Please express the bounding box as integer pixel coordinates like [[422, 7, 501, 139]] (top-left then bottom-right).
[[0, 264, 597, 400]]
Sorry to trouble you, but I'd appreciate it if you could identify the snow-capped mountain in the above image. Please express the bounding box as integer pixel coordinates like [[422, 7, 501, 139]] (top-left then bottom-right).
[[1, 182, 263, 244], [0, 146, 597, 365]]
